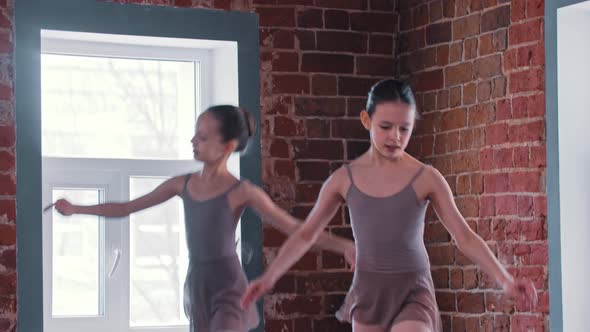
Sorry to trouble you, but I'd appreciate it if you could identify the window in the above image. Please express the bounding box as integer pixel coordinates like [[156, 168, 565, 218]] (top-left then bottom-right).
[[41, 30, 239, 332]]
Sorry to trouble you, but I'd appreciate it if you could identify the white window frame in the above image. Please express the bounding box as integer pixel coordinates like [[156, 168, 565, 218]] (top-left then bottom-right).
[[41, 32, 240, 332], [41, 33, 214, 117], [43, 159, 196, 332]]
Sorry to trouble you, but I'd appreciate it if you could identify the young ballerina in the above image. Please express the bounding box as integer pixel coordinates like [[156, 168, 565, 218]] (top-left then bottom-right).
[[47, 105, 355, 332], [241, 80, 538, 332]]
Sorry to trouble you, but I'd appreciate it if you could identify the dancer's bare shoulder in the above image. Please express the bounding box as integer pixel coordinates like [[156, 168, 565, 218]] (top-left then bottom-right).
[[321, 166, 351, 203]]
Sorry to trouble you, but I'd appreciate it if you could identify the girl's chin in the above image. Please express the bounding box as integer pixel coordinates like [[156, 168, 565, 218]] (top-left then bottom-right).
[[379, 149, 404, 160]]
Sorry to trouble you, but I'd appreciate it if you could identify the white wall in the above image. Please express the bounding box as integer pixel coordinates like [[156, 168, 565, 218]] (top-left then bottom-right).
[[210, 43, 240, 177], [212, 43, 239, 106], [557, 3, 590, 331]]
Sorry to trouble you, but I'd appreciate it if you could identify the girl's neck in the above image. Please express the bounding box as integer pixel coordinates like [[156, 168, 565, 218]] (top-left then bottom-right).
[[366, 146, 405, 166], [200, 157, 230, 180]]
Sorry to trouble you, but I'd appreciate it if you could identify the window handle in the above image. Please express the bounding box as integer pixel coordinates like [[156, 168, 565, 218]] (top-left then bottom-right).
[[108, 249, 121, 278]]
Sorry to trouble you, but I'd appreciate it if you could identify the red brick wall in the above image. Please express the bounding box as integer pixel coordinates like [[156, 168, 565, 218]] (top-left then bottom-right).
[[399, 0, 548, 330], [1, 0, 550, 331]]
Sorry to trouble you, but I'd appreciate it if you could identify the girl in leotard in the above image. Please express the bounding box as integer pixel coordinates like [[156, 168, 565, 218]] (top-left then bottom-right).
[[241, 80, 537, 332], [48, 105, 355, 332]]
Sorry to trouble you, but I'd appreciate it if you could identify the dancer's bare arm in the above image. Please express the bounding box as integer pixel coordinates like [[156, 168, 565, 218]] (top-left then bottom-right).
[[241, 181, 354, 260], [427, 167, 537, 308], [46, 176, 185, 218], [241, 168, 347, 308]]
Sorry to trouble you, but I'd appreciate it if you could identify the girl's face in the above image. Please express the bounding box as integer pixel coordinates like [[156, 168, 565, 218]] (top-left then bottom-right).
[[190, 112, 234, 162], [361, 101, 416, 160]]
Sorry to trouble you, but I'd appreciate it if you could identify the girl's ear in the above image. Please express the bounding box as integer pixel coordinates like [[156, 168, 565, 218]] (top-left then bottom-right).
[[226, 139, 238, 154], [360, 110, 371, 131]]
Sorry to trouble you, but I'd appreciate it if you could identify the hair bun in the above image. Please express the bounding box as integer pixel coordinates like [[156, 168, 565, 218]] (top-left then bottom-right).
[[239, 108, 256, 138]]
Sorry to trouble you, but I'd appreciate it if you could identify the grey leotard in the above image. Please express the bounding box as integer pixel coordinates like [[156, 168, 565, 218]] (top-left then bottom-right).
[[181, 174, 259, 331], [336, 165, 442, 331]]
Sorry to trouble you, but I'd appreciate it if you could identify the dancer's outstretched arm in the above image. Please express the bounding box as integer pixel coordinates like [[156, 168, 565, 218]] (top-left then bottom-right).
[[241, 168, 347, 308], [240, 180, 354, 263], [45, 176, 184, 218], [428, 166, 537, 309]]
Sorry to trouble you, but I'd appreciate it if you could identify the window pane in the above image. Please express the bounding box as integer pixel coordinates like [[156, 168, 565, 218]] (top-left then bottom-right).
[[52, 188, 103, 317], [41, 54, 197, 160], [129, 177, 188, 327]]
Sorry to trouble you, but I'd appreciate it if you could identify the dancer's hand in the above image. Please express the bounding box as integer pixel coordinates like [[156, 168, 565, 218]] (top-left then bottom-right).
[[503, 277, 537, 310], [344, 243, 356, 271], [44, 199, 76, 216], [241, 274, 275, 309]]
